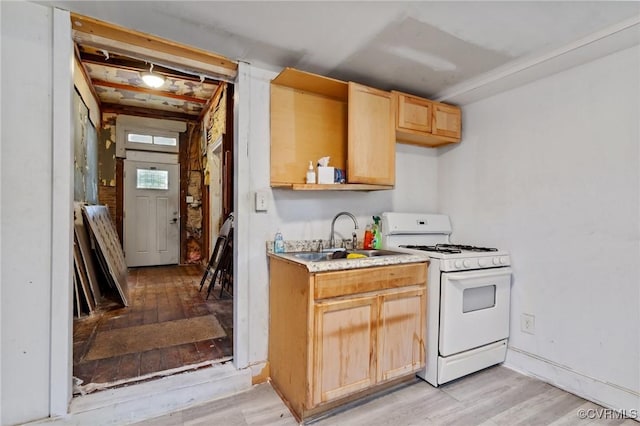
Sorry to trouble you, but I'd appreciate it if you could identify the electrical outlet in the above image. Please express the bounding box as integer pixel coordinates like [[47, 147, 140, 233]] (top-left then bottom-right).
[[255, 191, 268, 212], [521, 313, 535, 335]]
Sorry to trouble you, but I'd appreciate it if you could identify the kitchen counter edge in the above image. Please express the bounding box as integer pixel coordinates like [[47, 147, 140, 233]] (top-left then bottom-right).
[[267, 251, 429, 272]]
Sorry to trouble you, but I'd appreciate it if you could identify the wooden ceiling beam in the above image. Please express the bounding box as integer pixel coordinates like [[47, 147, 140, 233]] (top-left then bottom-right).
[[74, 46, 102, 108], [101, 103, 197, 122], [71, 13, 237, 81], [79, 52, 218, 84], [92, 79, 209, 104]]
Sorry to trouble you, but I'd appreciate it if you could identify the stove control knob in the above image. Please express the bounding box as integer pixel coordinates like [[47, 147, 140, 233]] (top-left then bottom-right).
[[478, 258, 487, 267], [463, 259, 471, 268], [454, 260, 463, 269], [493, 257, 500, 265], [500, 256, 507, 264]]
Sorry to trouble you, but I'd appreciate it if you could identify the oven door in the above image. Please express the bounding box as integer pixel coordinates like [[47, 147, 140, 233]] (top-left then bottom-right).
[[439, 267, 512, 357]]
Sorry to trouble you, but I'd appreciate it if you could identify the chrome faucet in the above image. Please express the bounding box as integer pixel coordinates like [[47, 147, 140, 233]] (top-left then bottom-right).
[[329, 212, 359, 249]]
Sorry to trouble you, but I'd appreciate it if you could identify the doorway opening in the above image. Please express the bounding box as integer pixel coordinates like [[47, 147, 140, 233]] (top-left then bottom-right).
[[70, 13, 237, 395]]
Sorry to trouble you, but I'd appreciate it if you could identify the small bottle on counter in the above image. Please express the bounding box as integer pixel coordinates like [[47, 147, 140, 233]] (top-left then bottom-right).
[[372, 216, 382, 249], [274, 231, 285, 253], [306, 161, 316, 184], [363, 224, 373, 249]]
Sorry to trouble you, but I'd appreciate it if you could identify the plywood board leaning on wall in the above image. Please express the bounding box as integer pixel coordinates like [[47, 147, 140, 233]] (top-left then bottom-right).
[[73, 271, 82, 317], [74, 226, 102, 304], [74, 202, 103, 303], [73, 240, 95, 313], [82, 205, 129, 306]]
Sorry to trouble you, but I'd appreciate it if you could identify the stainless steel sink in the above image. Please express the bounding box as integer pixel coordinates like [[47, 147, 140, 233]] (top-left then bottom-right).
[[291, 252, 331, 262], [351, 249, 409, 257], [290, 249, 408, 262]]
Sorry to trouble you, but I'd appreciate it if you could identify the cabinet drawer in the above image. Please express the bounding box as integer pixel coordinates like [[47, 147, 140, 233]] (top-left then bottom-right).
[[314, 263, 427, 299]]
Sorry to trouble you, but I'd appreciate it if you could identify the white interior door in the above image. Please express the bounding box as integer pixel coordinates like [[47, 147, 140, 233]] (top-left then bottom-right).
[[124, 160, 179, 267]]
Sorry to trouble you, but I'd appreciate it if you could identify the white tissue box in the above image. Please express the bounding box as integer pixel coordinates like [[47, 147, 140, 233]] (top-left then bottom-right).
[[317, 166, 335, 184]]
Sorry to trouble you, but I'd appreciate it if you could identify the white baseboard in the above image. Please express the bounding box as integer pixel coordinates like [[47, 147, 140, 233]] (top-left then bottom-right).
[[28, 363, 252, 425], [505, 346, 640, 419]]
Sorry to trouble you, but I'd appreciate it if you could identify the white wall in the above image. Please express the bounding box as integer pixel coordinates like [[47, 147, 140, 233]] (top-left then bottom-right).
[[438, 45, 640, 412], [1, 2, 55, 424], [8, 3, 636, 423], [0, 6, 439, 422], [237, 65, 440, 368]]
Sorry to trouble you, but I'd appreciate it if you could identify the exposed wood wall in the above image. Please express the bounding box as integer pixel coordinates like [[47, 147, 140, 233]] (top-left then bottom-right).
[[181, 125, 206, 264]]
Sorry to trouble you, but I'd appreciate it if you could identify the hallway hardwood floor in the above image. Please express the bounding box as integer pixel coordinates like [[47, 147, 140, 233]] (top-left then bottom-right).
[[73, 265, 233, 394], [133, 365, 637, 426]]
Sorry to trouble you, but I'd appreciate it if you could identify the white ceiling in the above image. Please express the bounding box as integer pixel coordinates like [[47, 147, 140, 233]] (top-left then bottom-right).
[[46, 1, 640, 104]]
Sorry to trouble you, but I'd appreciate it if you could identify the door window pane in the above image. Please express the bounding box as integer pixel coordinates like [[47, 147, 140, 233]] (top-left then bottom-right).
[[128, 133, 153, 144], [153, 136, 177, 146], [136, 169, 169, 190]]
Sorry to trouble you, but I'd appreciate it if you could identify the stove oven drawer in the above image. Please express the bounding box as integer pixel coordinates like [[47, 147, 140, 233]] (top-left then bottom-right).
[[314, 263, 427, 299], [439, 267, 512, 357]]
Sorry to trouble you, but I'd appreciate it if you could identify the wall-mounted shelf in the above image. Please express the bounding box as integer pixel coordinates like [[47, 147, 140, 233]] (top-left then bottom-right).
[[272, 183, 393, 191]]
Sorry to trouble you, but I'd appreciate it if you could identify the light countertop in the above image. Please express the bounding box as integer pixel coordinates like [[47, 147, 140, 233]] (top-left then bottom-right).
[[266, 240, 429, 273]]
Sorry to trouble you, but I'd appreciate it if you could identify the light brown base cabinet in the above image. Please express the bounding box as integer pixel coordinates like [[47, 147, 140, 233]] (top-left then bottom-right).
[[268, 257, 427, 422]]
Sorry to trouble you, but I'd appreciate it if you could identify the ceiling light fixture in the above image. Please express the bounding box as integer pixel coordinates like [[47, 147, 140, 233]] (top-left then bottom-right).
[[141, 63, 165, 88]]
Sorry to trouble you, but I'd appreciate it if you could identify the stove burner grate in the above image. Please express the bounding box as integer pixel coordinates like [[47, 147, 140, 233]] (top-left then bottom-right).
[[399, 245, 462, 254], [437, 244, 498, 252], [399, 243, 498, 254]]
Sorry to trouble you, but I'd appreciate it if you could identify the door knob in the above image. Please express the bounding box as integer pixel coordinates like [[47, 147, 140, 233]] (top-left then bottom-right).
[[171, 218, 178, 224]]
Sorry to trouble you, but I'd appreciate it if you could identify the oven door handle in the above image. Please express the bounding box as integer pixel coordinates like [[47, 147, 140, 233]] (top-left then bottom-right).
[[444, 267, 513, 282]]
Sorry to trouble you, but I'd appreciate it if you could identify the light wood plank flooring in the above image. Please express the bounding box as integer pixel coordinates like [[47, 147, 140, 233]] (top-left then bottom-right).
[[133, 365, 637, 425]]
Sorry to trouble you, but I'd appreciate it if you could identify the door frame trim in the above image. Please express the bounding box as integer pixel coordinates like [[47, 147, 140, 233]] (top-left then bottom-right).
[[52, 12, 246, 418], [126, 150, 179, 164], [51, 8, 74, 416]]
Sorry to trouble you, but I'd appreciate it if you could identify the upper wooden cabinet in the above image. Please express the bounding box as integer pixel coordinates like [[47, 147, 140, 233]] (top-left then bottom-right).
[[392, 90, 461, 147], [270, 68, 395, 190], [396, 92, 432, 133], [432, 102, 461, 140], [348, 83, 395, 186]]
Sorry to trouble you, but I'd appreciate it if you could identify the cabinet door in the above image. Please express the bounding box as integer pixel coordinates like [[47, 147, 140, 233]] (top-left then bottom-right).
[[313, 296, 377, 406], [396, 93, 432, 133], [377, 288, 426, 382], [432, 102, 461, 140], [348, 83, 395, 186]]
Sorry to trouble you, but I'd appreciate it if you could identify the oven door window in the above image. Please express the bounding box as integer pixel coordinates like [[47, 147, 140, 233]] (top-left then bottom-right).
[[463, 285, 496, 313], [439, 268, 512, 357]]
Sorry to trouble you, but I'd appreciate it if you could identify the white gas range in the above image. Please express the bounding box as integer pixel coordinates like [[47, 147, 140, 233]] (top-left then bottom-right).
[[381, 212, 513, 386]]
